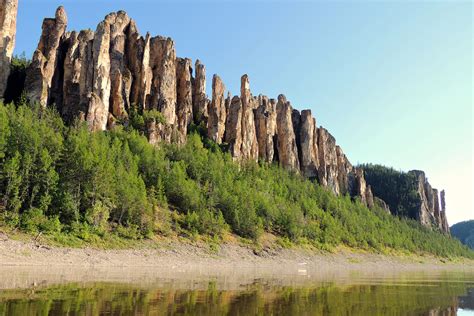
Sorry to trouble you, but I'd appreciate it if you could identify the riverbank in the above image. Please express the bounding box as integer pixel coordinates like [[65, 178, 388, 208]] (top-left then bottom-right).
[[1, 231, 473, 271]]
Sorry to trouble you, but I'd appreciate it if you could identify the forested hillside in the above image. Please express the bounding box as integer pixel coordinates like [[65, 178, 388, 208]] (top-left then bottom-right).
[[451, 221, 474, 250], [1, 101, 472, 258]]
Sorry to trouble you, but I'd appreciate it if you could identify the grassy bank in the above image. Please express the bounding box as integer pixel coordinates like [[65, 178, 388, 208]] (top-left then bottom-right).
[[1, 101, 473, 259]]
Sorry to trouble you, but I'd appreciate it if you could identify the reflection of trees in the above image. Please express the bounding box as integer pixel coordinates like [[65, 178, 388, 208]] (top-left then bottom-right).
[[0, 281, 468, 315]]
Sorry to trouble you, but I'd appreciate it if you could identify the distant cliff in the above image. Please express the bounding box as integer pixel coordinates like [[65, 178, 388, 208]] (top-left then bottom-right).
[[361, 164, 449, 233], [0, 3, 449, 233]]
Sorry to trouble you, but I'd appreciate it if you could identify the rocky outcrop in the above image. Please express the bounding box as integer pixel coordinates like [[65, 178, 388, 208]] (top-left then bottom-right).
[[255, 96, 277, 163], [276, 95, 299, 171], [0, 0, 18, 97], [148, 36, 177, 126], [440, 190, 449, 233], [176, 57, 193, 143], [25, 6, 68, 107], [408, 170, 449, 233], [351, 168, 374, 208], [89, 19, 111, 130], [298, 110, 318, 178], [208, 74, 226, 144], [108, 11, 131, 120], [192, 59, 207, 124], [224, 96, 243, 159], [62, 30, 94, 122], [317, 127, 338, 193], [240, 75, 258, 161], [3, 6, 450, 228]]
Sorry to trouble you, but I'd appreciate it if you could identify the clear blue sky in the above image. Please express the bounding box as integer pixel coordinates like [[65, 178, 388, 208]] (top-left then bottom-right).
[[15, 0, 472, 224]]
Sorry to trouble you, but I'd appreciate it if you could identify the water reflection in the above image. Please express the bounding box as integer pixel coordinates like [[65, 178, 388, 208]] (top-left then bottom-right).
[[0, 269, 472, 315]]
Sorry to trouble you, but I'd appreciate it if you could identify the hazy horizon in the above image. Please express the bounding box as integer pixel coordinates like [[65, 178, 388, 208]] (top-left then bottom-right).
[[13, 0, 473, 225]]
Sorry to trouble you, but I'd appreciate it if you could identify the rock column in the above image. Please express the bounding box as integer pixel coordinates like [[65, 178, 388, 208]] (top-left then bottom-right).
[[0, 0, 18, 98], [25, 6, 68, 107]]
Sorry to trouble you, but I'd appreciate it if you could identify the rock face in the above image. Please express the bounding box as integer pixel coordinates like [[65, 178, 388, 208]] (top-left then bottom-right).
[[225, 96, 243, 159], [408, 170, 450, 233], [298, 110, 318, 179], [208, 74, 226, 144], [176, 57, 193, 143], [0, 0, 18, 97], [440, 190, 449, 233], [25, 6, 68, 107], [239, 75, 259, 161], [255, 96, 277, 163], [62, 30, 94, 122], [148, 36, 176, 125], [276, 95, 300, 171], [108, 11, 131, 120], [1, 6, 450, 229], [192, 59, 207, 124]]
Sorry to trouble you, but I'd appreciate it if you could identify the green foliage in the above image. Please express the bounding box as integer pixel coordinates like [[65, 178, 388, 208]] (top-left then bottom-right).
[[3, 53, 30, 104], [451, 220, 474, 250], [359, 164, 421, 219], [0, 101, 472, 258]]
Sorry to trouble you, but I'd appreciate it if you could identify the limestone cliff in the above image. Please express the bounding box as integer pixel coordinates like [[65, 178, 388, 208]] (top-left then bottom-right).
[[0, 5, 450, 232]]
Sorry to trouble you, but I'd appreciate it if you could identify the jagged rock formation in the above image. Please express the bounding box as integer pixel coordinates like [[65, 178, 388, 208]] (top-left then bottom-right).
[[0, 0, 18, 97], [440, 190, 449, 232], [409, 170, 449, 233], [25, 6, 68, 107], [0, 5, 450, 231], [255, 95, 277, 163], [176, 57, 193, 144], [208, 74, 226, 144], [276, 95, 300, 171]]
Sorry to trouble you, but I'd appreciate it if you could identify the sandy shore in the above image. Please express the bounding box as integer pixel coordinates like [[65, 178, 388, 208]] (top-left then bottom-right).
[[1, 234, 474, 290], [1, 233, 473, 270]]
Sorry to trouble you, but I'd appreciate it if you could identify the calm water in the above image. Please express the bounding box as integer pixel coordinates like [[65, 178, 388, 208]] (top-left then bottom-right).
[[0, 267, 473, 315]]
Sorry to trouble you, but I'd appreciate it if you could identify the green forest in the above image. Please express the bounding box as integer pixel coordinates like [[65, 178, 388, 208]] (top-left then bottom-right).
[[451, 220, 474, 250], [359, 164, 422, 219], [0, 97, 472, 258]]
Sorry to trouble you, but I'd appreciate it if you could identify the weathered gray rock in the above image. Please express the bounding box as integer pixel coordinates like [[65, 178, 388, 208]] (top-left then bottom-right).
[[351, 168, 372, 207], [408, 170, 449, 233], [0, 0, 18, 98], [374, 196, 390, 213], [440, 190, 449, 233], [125, 20, 144, 109], [276, 95, 299, 171], [25, 6, 68, 106], [335, 146, 353, 195], [240, 75, 259, 161], [208, 74, 226, 144], [176, 57, 193, 143], [225, 96, 243, 159], [62, 30, 94, 122], [255, 95, 277, 162], [86, 92, 108, 131], [299, 110, 318, 178], [192, 59, 207, 124], [147, 36, 176, 126], [317, 127, 338, 193], [146, 119, 172, 145], [89, 19, 111, 130], [108, 11, 131, 119], [137, 33, 153, 109], [432, 188, 442, 229]]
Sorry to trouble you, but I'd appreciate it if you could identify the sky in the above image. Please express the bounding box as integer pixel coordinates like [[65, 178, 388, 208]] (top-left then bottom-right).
[[14, 0, 473, 225]]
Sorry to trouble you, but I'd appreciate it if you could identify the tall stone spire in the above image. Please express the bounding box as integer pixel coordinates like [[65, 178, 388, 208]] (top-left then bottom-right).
[[0, 0, 18, 98]]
